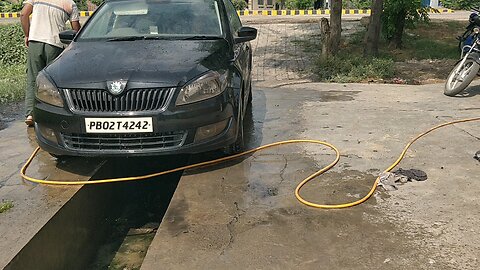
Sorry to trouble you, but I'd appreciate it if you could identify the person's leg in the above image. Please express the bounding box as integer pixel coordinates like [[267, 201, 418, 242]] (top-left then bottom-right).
[[44, 44, 63, 65], [25, 41, 46, 124]]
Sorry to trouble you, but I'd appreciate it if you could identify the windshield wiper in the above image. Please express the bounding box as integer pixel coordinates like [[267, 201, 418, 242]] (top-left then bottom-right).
[[107, 36, 222, 42], [181, 36, 223, 40], [107, 36, 146, 42], [107, 36, 175, 42]]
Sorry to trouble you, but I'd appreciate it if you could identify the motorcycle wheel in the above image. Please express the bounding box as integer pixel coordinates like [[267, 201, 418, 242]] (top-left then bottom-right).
[[444, 58, 480, 96]]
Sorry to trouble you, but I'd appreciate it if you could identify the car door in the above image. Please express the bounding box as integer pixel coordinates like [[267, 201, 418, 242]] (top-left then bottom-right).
[[223, 0, 251, 113]]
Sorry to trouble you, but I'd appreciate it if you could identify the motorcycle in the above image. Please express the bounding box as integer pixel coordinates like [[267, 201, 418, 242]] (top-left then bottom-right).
[[445, 9, 480, 96]]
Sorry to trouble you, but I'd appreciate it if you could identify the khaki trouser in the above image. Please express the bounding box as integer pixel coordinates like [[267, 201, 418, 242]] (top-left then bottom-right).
[[25, 41, 63, 117]]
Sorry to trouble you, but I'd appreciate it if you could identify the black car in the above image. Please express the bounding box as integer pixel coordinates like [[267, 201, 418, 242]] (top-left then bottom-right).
[[34, 0, 257, 157]]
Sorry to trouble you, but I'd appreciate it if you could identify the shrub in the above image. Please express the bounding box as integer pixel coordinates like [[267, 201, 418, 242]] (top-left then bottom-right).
[[0, 64, 26, 104], [74, 0, 87, 11], [232, 0, 247, 10], [0, 0, 22, 12], [343, 0, 372, 9], [315, 55, 394, 82], [441, 0, 480, 10], [285, 0, 314, 9], [0, 23, 27, 66], [382, 0, 429, 47]]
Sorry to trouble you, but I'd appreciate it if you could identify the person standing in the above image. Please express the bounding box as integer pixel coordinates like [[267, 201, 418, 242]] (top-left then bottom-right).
[[20, 0, 81, 126]]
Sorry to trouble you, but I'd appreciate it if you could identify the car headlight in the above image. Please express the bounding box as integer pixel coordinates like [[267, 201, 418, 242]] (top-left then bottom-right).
[[36, 71, 63, 107], [176, 71, 227, 106]]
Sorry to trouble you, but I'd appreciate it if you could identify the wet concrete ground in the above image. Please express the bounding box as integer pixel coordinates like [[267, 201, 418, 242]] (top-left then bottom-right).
[[0, 123, 105, 269], [142, 82, 480, 270], [141, 19, 480, 269]]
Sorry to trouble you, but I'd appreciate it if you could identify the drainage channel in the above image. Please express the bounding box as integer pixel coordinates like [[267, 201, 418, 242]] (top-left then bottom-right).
[[6, 155, 189, 270]]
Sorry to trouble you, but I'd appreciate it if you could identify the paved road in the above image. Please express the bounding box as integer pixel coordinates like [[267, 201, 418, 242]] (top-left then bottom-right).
[[246, 21, 362, 86]]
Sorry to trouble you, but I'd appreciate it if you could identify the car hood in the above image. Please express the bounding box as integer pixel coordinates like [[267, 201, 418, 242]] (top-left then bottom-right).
[[45, 39, 232, 89]]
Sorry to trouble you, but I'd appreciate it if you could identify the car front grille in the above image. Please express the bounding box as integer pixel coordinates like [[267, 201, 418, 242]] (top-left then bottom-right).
[[61, 131, 186, 151], [63, 88, 175, 113]]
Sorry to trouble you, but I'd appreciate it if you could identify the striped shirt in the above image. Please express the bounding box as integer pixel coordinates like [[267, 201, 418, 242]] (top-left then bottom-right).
[[24, 0, 80, 48]]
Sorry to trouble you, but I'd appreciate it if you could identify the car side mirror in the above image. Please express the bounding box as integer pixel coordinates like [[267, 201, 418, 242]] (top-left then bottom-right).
[[234, 27, 257, 43], [59, 30, 77, 44]]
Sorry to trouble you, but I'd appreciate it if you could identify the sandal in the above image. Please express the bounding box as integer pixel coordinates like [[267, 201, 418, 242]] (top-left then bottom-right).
[[25, 115, 34, 127]]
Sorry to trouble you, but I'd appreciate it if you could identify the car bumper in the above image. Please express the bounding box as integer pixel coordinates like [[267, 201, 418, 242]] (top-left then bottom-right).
[[33, 92, 239, 157]]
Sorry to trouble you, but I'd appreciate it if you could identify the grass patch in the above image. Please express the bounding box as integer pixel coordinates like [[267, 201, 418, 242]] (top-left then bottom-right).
[[304, 20, 465, 83], [315, 55, 394, 82], [394, 21, 461, 61], [0, 64, 26, 104], [0, 200, 14, 213]]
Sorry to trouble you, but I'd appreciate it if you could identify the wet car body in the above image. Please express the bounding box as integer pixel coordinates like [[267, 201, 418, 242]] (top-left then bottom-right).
[[34, 0, 257, 157]]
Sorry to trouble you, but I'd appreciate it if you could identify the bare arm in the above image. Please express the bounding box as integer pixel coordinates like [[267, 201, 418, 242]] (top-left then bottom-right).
[[20, 4, 33, 47], [71, 21, 81, 32]]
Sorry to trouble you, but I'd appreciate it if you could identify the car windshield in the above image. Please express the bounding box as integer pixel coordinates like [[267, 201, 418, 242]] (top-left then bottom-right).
[[78, 0, 224, 40]]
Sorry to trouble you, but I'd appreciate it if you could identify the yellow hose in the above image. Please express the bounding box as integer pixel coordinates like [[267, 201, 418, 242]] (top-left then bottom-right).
[[20, 117, 480, 209]]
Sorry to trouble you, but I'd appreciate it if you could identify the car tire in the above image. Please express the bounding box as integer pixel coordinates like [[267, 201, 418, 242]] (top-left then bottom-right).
[[223, 98, 245, 156]]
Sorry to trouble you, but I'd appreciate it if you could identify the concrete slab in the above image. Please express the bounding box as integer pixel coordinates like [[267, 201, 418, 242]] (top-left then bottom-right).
[[0, 122, 104, 269], [142, 81, 480, 270]]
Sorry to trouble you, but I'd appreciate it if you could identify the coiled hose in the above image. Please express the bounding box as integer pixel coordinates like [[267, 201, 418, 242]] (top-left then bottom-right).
[[21, 117, 480, 209]]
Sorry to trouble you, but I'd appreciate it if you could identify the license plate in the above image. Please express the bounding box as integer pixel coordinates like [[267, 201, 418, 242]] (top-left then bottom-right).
[[85, 118, 153, 133]]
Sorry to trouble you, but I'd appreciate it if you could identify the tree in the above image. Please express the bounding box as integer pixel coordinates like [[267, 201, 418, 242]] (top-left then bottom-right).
[[363, 0, 383, 56], [329, 0, 342, 55], [382, 0, 428, 48], [319, 18, 331, 60]]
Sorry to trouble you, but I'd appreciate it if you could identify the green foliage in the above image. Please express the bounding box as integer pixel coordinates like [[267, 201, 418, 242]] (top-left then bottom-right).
[[90, 0, 103, 6], [0, 24, 25, 103], [315, 54, 395, 82], [0, 24, 27, 65], [232, 0, 247, 10], [0, 64, 26, 104], [344, 0, 372, 9], [441, 0, 480, 10], [74, 0, 87, 11], [0, 200, 14, 213], [382, 0, 429, 42], [0, 0, 23, 12], [285, 0, 314, 9]]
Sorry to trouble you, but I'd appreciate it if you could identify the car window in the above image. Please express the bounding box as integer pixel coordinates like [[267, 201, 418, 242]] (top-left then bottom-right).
[[79, 0, 224, 40], [223, 0, 242, 35]]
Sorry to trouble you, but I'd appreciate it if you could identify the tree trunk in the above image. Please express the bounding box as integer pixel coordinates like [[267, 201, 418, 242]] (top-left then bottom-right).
[[320, 18, 331, 61], [329, 0, 342, 55], [392, 9, 407, 48], [364, 0, 384, 57]]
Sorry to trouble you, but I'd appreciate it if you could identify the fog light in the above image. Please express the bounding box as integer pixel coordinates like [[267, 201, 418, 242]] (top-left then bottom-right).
[[194, 119, 229, 143], [38, 125, 58, 144]]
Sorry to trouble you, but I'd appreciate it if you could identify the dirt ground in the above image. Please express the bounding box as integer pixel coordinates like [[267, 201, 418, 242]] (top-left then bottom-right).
[[389, 59, 458, 85]]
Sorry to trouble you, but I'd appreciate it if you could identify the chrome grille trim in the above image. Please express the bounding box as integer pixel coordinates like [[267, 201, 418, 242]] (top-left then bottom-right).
[[63, 88, 175, 113], [61, 131, 186, 152]]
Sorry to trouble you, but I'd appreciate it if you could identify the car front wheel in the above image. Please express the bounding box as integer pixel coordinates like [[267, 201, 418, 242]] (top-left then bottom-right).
[[223, 98, 245, 156]]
